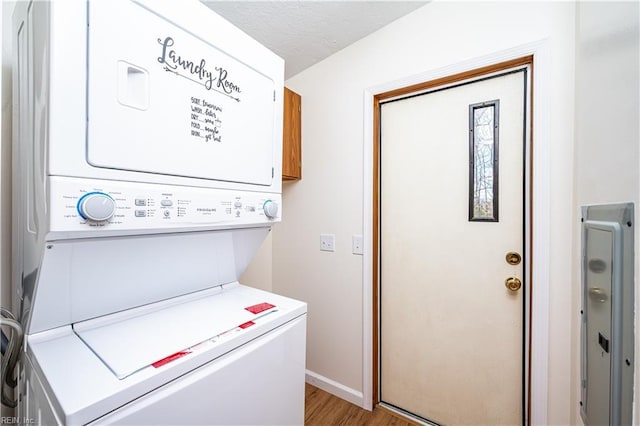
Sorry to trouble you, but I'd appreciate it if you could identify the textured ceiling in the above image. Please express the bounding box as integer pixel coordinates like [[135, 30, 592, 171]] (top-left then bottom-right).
[[202, 1, 428, 79]]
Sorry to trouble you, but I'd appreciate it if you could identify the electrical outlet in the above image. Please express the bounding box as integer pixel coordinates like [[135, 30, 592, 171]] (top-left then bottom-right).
[[352, 235, 364, 255], [320, 234, 335, 252]]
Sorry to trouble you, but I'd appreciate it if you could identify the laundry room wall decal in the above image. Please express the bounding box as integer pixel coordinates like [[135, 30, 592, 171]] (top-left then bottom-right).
[[157, 36, 242, 102]]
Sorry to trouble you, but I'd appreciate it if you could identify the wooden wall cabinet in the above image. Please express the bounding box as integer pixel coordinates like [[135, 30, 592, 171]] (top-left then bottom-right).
[[282, 87, 301, 180]]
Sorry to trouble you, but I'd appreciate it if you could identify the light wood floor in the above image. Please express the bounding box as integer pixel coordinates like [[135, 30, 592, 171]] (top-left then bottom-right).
[[305, 384, 416, 425]]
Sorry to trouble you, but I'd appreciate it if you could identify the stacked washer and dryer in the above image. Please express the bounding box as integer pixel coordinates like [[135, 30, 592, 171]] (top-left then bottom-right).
[[11, 1, 306, 424]]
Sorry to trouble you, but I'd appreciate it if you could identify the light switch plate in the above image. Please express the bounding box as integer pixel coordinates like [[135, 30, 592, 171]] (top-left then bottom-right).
[[320, 234, 335, 252], [352, 235, 364, 255]]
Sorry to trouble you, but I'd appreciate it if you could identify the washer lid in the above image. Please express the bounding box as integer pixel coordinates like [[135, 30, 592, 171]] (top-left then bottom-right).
[[72, 284, 296, 379]]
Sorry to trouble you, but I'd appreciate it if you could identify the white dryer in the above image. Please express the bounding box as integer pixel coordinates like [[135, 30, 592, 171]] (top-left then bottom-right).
[[11, 1, 306, 424]]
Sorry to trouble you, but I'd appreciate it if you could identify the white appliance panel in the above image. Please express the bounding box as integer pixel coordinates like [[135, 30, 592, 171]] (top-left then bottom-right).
[[87, 0, 275, 186], [23, 352, 64, 426], [48, 176, 281, 238]]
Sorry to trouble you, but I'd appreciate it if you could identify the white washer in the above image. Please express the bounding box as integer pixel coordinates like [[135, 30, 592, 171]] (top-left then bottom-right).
[[25, 283, 306, 425], [11, 1, 306, 424]]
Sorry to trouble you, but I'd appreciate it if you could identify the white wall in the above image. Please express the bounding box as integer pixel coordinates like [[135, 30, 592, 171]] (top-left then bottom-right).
[[574, 1, 639, 423], [277, 0, 577, 423]]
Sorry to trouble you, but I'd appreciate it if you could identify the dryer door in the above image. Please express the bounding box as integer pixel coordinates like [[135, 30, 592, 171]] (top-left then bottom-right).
[[87, 1, 276, 186]]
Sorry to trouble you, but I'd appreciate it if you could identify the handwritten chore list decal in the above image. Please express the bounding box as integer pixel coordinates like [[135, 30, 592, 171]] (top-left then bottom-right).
[[190, 97, 222, 142], [157, 36, 243, 143]]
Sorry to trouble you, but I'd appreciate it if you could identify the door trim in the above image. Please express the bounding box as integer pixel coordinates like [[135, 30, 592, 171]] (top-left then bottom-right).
[[362, 40, 552, 425]]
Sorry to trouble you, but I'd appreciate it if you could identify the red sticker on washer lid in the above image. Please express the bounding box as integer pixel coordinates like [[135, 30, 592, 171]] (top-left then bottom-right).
[[239, 321, 255, 329], [151, 351, 190, 368], [245, 303, 275, 314]]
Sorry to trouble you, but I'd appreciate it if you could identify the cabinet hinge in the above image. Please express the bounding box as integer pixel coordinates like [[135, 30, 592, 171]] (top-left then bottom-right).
[[273, 90, 276, 102], [272, 168, 274, 178]]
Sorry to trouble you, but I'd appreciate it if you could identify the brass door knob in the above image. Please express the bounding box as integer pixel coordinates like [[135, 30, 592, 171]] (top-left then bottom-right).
[[505, 277, 522, 292]]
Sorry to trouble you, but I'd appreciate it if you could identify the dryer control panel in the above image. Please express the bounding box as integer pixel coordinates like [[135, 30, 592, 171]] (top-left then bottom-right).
[[49, 176, 280, 236]]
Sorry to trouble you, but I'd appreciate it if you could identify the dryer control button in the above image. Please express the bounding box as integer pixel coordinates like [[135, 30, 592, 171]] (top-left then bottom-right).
[[77, 192, 116, 222], [263, 200, 279, 219], [161, 199, 173, 207]]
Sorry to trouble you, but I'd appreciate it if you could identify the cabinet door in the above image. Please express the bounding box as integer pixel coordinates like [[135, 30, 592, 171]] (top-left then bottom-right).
[[283, 88, 302, 180]]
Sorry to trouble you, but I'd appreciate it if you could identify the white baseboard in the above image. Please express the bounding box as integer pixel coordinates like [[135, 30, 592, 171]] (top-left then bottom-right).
[[305, 370, 366, 409]]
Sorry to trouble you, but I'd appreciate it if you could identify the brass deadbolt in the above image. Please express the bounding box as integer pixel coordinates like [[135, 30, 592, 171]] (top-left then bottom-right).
[[505, 251, 522, 266]]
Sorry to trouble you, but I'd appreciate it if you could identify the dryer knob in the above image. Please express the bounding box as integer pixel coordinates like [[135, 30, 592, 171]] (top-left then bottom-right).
[[263, 200, 279, 219], [77, 192, 116, 222]]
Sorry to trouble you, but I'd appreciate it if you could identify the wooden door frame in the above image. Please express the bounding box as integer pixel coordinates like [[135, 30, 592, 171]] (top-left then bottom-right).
[[362, 41, 552, 425], [375, 57, 532, 423]]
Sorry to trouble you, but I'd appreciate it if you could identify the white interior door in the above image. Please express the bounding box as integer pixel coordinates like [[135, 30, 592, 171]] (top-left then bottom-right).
[[380, 69, 528, 425]]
